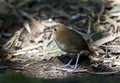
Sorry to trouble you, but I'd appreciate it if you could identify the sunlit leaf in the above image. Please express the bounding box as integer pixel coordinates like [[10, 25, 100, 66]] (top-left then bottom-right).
[[109, 4, 120, 13]]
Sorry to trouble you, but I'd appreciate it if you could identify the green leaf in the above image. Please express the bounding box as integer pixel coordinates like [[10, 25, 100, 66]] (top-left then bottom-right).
[[109, 5, 120, 13], [92, 32, 103, 41]]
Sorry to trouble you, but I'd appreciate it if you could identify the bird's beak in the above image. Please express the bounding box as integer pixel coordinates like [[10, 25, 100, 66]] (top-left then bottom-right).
[[44, 28, 52, 33]]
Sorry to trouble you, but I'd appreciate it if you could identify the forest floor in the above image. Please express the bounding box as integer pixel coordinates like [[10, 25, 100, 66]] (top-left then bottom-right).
[[0, 0, 120, 79]]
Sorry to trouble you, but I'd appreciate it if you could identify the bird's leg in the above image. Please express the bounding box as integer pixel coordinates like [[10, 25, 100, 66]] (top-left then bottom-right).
[[57, 53, 81, 73], [74, 53, 80, 70], [68, 53, 80, 72], [60, 59, 73, 68]]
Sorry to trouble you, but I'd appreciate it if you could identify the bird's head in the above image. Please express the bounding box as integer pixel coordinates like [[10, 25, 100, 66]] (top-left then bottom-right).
[[44, 24, 67, 33]]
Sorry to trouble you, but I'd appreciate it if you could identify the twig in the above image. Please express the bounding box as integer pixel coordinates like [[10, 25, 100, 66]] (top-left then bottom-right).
[[91, 71, 119, 75], [0, 66, 8, 69], [14, 43, 42, 53]]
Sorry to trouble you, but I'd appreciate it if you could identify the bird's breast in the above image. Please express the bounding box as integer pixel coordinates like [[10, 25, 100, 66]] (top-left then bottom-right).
[[56, 42, 67, 51]]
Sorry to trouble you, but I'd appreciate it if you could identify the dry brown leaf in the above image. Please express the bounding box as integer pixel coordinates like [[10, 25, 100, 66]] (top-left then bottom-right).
[[30, 16, 46, 33], [95, 34, 120, 46]]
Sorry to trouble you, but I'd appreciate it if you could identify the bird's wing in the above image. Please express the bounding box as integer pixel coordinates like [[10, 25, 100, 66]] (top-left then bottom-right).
[[67, 30, 89, 51]]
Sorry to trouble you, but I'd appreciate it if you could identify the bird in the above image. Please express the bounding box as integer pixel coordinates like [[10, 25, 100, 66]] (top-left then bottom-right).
[[45, 24, 91, 72]]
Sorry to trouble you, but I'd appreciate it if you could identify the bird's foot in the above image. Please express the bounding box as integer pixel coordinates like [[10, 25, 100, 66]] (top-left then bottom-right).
[[59, 59, 73, 68], [59, 64, 71, 68], [66, 67, 80, 73], [56, 65, 79, 73]]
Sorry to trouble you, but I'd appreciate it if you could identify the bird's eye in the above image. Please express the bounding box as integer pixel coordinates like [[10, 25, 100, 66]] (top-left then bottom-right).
[[54, 28, 57, 31]]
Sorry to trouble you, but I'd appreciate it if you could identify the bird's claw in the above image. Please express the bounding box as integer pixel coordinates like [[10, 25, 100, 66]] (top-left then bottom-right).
[[66, 66, 80, 73], [57, 65, 80, 73]]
